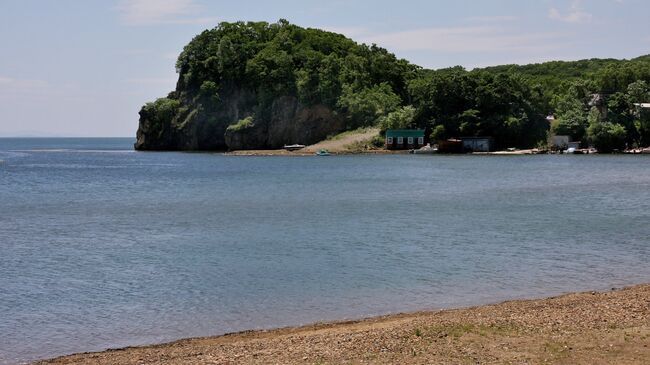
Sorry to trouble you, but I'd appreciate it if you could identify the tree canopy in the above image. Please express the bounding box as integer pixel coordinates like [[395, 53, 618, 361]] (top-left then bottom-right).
[[139, 19, 650, 151]]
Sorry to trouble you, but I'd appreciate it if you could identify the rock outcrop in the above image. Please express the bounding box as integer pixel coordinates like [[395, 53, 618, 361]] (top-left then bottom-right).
[[135, 89, 344, 151], [133, 20, 413, 151]]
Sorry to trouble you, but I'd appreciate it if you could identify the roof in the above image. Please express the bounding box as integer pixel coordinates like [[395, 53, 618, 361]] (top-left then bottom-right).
[[385, 129, 425, 138]]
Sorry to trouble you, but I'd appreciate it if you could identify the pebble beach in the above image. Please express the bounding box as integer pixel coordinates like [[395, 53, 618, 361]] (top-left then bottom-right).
[[36, 284, 650, 365]]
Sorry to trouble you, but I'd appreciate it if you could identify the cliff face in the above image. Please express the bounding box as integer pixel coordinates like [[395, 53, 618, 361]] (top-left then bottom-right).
[[134, 87, 344, 151], [224, 96, 343, 150]]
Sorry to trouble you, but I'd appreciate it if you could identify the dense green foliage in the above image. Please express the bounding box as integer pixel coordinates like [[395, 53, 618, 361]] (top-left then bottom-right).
[[173, 19, 416, 116], [379, 106, 417, 131], [483, 57, 650, 149], [407, 69, 548, 148], [142, 19, 650, 151], [226, 116, 255, 132], [140, 97, 181, 131]]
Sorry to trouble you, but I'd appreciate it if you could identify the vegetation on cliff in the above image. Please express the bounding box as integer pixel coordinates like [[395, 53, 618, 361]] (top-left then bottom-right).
[[135, 19, 650, 151]]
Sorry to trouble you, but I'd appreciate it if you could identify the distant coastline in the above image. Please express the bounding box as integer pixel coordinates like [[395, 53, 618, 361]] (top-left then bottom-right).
[[134, 20, 650, 154]]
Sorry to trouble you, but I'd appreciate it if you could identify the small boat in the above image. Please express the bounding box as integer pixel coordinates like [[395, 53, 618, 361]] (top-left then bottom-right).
[[410, 144, 437, 154], [315, 149, 331, 156], [284, 144, 305, 151]]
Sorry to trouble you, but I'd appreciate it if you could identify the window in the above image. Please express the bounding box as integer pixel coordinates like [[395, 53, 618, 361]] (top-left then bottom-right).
[[407, 137, 414, 144], [418, 137, 424, 145], [397, 137, 404, 144], [386, 137, 393, 144]]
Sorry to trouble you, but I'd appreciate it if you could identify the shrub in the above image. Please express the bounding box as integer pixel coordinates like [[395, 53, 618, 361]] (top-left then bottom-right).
[[226, 116, 255, 132], [588, 121, 627, 152]]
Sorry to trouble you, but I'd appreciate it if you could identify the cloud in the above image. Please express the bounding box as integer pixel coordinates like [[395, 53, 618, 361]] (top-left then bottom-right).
[[116, 0, 218, 25], [464, 15, 518, 23], [0, 76, 50, 93], [358, 26, 564, 54], [549, 0, 593, 23]]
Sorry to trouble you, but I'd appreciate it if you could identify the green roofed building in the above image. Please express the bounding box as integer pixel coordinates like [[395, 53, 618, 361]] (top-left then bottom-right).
[[385, 129, 425, 150]]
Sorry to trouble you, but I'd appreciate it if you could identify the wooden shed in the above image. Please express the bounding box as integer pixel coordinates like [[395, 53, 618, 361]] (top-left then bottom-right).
[[385, 129, 425, 150]]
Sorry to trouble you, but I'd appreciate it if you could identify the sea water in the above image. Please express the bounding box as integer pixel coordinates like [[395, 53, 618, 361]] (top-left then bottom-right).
[[1, 138, 649, 364]]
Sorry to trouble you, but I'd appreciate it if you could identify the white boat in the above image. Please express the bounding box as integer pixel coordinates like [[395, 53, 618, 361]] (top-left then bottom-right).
[[410, 144, 437, 154], [284, 144, 305, 151]]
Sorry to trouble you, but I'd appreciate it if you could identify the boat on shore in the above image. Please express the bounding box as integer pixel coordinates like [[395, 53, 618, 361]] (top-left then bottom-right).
[[409, 143, 437, 154], [315, 149, 331, 156], [284, 144, 306, 151]]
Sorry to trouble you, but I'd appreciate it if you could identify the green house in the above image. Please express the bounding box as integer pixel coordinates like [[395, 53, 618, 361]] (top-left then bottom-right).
[[385, 129, 425, 150]]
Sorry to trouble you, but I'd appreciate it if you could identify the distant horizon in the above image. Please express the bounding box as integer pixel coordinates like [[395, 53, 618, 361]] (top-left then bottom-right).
[[2, 0, 648, 137]]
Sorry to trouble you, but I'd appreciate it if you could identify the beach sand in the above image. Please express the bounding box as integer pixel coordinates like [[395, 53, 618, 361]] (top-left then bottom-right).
[[36, 284, 650, 364], [225, 128, 394, 156]]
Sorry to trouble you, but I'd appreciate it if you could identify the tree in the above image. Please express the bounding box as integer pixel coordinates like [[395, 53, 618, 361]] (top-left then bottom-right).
[[551, 108, 588, 142], [626, 80, 650, 104], [379, 106, 416, 132], [142, 19, 650, 152], [588, 121, 627, 152], [337, 83, 401, 128], [430, 125, 447, 141], [199, 81, 220, 103], [606, 92, 637, 145], [626, 80, 650, 146]]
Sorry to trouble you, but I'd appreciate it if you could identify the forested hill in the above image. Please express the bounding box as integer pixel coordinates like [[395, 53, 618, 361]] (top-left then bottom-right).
[[134, 19, 650, 152], [481, 55, 650, 94]]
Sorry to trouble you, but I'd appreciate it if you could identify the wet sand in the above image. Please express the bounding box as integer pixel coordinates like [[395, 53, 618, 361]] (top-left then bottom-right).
[[36, 284, 650, 364]]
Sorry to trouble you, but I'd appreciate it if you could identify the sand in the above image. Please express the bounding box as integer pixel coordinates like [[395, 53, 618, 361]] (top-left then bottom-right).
[[36, 284, 650, 364], [224, 128, 391, 156]]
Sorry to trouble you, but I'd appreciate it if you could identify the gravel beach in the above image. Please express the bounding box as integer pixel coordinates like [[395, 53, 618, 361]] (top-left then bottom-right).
[[35, 284, 650, 364]]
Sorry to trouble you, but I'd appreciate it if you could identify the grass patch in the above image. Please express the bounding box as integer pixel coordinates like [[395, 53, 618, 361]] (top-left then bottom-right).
[[543, 341, 570, 360], [226, 116, 254, 132], [425, 322, 521, 339], [428, 323, 476, 339], [543, 341, 571, 359], [325, 127, 376, 141]]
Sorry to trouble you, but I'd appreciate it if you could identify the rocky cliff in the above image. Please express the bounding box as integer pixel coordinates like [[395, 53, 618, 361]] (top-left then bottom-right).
[[133, 20, 414, 151], [135, 88, 344, 151]]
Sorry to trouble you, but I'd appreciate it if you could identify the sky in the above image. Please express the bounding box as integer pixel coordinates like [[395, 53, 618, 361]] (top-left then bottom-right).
[[0, 0, 648, 137]]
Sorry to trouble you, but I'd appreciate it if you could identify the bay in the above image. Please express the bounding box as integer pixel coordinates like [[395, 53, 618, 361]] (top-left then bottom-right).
[[1, 138, 649, 364]]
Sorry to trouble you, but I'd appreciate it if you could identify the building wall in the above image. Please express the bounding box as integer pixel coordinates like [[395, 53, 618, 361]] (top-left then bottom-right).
[[386, 136, 424, 150], [438, 139, 463, 153], [462, 138, 492, 152]]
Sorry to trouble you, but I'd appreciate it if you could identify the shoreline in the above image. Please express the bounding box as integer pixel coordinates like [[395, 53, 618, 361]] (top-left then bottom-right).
[[35, 283, 650, 364], [224, 149, 404, 156]]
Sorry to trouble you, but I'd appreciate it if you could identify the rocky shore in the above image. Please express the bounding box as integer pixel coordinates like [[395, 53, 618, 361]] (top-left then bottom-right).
[[37, 284, 650, 365]]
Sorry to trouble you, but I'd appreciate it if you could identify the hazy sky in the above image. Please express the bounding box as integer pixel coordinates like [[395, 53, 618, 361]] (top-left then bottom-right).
[[1, 0, 648, 137]]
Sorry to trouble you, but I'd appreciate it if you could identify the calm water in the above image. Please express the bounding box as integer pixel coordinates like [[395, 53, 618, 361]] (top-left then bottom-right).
[[1, 138, 650, 364]]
